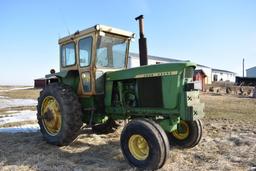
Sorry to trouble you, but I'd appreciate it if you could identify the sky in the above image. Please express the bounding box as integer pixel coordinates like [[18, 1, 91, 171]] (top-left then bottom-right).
[[0, 0, 255, 85]]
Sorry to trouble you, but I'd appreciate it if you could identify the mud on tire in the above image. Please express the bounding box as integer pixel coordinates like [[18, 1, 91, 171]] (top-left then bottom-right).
[[37, 83, 83, 146]]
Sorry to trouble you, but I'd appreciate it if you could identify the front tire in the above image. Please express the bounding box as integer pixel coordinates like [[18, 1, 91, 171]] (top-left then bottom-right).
[[37, 83, 83, 146], [120, 119, 169, 170], [167, 120, 203, 148]]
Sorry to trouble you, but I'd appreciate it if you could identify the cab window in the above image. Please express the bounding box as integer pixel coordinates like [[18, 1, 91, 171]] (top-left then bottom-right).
[[61, 42, 76, 67], [79, 36, 93, 67], [96, 35, 128, 69]]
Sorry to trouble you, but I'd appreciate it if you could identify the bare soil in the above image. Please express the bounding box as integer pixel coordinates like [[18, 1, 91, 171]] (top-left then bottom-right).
[[0, 88, 255, 171]]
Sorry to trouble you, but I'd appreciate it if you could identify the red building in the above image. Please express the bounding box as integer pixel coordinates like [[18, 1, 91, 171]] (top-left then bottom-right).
[[193, 70, 206, 91], [34, 78, 46, 89]]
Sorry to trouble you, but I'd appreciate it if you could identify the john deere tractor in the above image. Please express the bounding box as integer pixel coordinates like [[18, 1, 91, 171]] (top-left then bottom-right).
[[37, 15, 204, 170]]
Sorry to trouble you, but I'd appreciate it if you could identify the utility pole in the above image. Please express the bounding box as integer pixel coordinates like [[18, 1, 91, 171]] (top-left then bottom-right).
[[242, 58, 245, 77]]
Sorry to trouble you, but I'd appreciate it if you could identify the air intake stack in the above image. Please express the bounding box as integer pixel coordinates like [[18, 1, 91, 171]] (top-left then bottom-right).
[[135, 15, 148, 66]]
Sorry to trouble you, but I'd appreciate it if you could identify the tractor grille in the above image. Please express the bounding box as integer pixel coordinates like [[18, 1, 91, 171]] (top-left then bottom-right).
[[137, 77, 163, 107]]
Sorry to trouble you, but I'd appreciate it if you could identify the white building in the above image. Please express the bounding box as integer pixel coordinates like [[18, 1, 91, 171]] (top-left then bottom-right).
[[128, 53, 236, 84], [246, 66, 256, 78], [212, 69, 236, 82], [128, 53, 183, 68]]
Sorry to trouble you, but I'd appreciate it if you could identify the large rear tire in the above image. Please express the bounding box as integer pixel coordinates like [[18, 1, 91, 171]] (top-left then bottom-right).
[[37, 83, 83, 146], [120, 118, 169, 170], [167, 120, 203, 148]]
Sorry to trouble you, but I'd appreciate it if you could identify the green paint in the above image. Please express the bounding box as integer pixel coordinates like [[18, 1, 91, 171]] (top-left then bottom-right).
[[49, 26, 205, 134], [106, 62, 195, 81], [158, 116, 180, 132]]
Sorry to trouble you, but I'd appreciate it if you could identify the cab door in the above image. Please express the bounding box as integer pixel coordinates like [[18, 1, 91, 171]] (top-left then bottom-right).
[[77, 33, 95, 96]]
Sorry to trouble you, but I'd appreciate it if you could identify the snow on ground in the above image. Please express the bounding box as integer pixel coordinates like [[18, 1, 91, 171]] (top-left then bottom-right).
[[0, 97, 37, 109], [0, 86, 33, 92], [0, 110, 37, 126], [0, 96, 7, 99], [0, 110, 39, 133], [0, 86, 38, 133], [0, 124, 39, 133]]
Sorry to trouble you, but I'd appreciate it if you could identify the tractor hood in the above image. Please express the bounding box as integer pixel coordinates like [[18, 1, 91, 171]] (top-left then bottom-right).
[[106, 62, 196, 81]]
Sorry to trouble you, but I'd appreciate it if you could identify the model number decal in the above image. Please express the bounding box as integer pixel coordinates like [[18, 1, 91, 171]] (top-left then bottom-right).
[[135, 71, 178, 78]]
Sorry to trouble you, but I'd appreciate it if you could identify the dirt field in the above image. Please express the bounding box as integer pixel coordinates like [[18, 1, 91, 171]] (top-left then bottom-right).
[[0, 87, 255, 171]]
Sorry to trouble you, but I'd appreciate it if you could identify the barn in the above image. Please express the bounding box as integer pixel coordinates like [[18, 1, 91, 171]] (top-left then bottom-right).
[[195, 65, 212, 84], [193, 70, 207, 91], [34, 78, 46, 88]]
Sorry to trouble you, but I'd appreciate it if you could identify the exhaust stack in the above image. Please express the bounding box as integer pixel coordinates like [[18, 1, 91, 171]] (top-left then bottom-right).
[[135, 15, 148, 66]]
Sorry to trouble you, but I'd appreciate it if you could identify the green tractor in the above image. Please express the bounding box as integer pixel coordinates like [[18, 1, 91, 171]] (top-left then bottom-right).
[[37, 15, 204, 170]]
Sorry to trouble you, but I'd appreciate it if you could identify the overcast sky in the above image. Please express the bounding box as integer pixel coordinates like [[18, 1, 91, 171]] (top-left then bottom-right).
[[0, 0, 255, 85]]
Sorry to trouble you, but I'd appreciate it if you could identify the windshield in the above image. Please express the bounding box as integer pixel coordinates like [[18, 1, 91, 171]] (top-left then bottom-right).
[[96, 34, 128, 69]]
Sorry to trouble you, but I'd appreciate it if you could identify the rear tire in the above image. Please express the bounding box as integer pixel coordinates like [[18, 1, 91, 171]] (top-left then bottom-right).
[[167, 120, 203, 148], [37, 83, 83, 146], [120, 118, 169, 170]]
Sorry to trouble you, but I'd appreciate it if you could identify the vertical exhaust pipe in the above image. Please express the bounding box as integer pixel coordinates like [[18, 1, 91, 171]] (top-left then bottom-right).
[[135, 15, 148, 66]]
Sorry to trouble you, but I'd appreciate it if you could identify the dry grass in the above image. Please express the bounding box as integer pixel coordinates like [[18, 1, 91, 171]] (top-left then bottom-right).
[[0, 88, 41, 99], [0, 106, 36, 115], [201, 93, 256, 122], [0, 120, 37, 128], [0, 88, 255, 171]]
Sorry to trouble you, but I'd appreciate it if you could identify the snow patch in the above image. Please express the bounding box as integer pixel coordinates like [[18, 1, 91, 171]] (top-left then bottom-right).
[[0, 97, 37, 109], [0, 124, 39, 133], [0, 110, 37, 126], [0, 96, 7, 99]]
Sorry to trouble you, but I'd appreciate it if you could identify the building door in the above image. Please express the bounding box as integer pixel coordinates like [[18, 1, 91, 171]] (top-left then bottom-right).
[[213, 74, 218, 81]]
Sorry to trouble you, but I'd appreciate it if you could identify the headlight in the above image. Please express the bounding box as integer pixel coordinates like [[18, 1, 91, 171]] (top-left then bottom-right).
[[82, 72, 91, 92]]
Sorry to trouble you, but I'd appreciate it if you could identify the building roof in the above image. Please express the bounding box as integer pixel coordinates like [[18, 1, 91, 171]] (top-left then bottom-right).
[[34, 78, 46, 81], [246, 66, 256, 71], [129, 52, 186, 63], [129, 52, 236, 74], [194, 69, 207, 76], [212, 68, 236, 74], [197, 64, 211, 69]]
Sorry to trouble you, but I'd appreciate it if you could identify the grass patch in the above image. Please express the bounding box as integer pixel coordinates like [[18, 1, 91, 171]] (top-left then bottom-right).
[[0, 120, 37, 128], [0, 88, 41, 100], [201, 94, 256, 122]]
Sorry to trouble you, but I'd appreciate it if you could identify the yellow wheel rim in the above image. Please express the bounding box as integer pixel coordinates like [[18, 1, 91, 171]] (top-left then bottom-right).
[[41, 96, 62, 136], [172, 120, 190, 140], [128, 134, 149, 160]]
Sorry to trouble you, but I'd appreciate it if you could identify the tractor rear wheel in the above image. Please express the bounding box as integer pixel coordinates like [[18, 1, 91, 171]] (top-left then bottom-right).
[[120, 118, 169, 170], [37, 83, 83, 146], [167, 120, 202, 148]]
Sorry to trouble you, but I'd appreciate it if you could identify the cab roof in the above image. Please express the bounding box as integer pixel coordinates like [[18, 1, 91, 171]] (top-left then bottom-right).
[[58, 24, 135, 44]]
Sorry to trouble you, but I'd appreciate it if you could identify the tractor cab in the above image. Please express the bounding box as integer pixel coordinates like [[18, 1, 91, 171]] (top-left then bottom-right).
[[57, 25, 135, 96]]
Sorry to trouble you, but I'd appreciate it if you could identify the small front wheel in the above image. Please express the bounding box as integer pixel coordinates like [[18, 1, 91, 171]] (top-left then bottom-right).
[[120, 119, 169, 170], [167, 120, 203, 148]]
